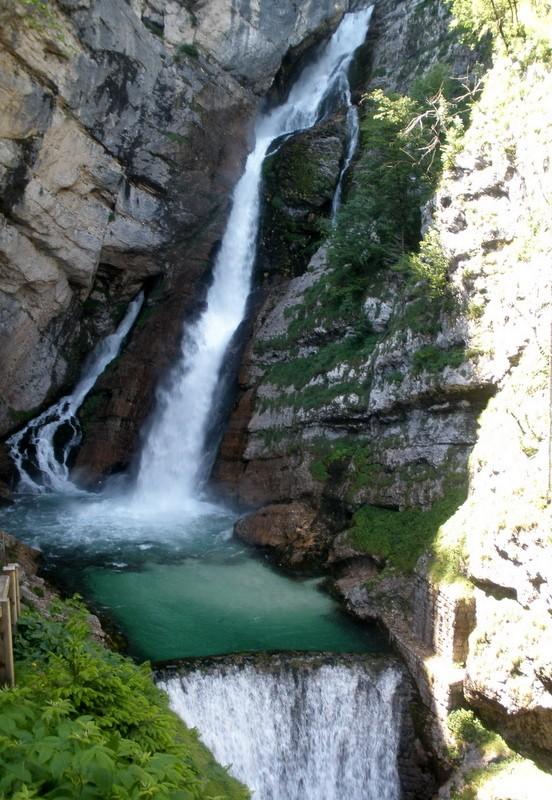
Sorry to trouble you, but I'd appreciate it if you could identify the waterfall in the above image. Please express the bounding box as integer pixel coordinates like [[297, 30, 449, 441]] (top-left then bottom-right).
[[331, 80, 361, 220], [133, 6, 373, 511], [8, 292, 144, 493], [161, 656, 403, 800]]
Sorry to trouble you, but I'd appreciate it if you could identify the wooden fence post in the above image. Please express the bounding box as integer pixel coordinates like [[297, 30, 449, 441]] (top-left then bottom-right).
[[0, 575, 15, 687], [3, 564, 20, 624]]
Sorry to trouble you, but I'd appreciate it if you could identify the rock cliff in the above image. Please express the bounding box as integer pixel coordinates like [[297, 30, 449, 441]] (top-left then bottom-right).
[[0, 0, 359, 485], [212, 0, 552, 766]]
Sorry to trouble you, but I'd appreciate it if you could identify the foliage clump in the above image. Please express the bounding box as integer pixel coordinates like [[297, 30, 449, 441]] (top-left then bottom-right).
[[265, 330, 378, 392], [448, 0, 552, 61], [0, 598, 248, 800], [328, 65, 478, 280], [175, 43, 200, 60], [411, 344, 467, 374], [349, 486, 467, 572], [447, 709, 499, 752]]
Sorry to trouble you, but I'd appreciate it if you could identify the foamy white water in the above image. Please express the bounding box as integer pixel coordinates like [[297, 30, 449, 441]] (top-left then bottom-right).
[[8, 293, 144, 493], [162, 658, 402, 800], [133, 6, 373, 511]]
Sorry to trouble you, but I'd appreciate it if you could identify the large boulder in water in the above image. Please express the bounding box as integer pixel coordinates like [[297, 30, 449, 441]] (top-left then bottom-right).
[[234, 501, 332, 568]]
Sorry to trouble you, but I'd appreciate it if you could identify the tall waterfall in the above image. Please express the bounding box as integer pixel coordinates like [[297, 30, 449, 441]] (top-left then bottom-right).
[[161, 656, 403, 800], [8, 293, 144, 493], [133, 6, 373, 510]]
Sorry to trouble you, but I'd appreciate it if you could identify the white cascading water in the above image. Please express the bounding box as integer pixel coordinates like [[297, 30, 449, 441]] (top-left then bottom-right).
[[162, 659, 403, 800], [332, 79, 361, 219], [133, 6, 373, 511], [8, 292, 144, 493]]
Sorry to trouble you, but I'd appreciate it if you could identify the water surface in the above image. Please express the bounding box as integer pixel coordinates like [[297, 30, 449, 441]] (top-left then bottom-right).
[[0, 495, 387, 661]]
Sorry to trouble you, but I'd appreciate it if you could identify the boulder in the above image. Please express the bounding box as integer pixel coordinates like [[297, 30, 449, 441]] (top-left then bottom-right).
[[235, 501, 331, 568]]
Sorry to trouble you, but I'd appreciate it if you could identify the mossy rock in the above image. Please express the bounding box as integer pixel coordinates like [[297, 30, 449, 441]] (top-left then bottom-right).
[[258, 113, 347, 278]]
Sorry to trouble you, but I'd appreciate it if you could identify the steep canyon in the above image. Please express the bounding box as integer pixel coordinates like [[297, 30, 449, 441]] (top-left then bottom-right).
[[1, 0, 551, 798]]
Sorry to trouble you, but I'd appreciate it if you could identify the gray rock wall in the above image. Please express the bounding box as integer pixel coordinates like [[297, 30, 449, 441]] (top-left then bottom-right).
[[0, 0, 355, 462]]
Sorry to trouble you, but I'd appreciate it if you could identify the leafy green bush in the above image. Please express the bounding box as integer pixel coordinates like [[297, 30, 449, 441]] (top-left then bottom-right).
[[328, 89, 428, 276], [448, 0, 552, 62], [411, 344, 467, 373], [328, 64, 478, 277], [447, 709, 493, 748], [446, 709, 511, 765], [349, 487, 467, 572], [175, 43, 199, 60], [402, 229, 451, 298], [2, 600, 248, 800]]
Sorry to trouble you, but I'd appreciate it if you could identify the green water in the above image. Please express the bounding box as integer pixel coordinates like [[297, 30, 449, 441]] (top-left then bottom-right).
[[0, 494, 387, 662]]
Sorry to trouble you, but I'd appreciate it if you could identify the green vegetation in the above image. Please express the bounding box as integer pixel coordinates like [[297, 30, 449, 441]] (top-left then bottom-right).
[[329, 64, 478, 277], [143, 18, 164, 38], [309, 439, 396, 495], [447, 710, 504, 755], [400, 229, 451, 298], [269, 63, 480, 365], [268, 65, 476, 355], [0, 598, 248, 800], [448, 0, 551, 60], [411, 344, 467, 374], [328, 91, 426, 275], [259, 379, 364, 414], [4, 0, 58, 31], [8, 405, 42, 428], [446, 710, 519, 800], [265, 330, 378, 391], [348, 486, 467, 572], [164, 131, 188, 145], [175, 43, 200, 60]]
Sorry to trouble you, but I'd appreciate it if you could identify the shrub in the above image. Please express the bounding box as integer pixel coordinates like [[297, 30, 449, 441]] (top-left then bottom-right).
[[403, 229, 451, 298], [175, 43, 199, 60], [349, 487, 467, 572], [411, 344, 467, 374], [3, 600, 248, 799], [448, 0, 552, 62]]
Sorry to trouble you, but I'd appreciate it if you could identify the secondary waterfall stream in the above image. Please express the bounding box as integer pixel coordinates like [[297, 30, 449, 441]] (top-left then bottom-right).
[[160, 656, 403, 800], [8, 292, 144, 494], [0, 7, 411, 799]]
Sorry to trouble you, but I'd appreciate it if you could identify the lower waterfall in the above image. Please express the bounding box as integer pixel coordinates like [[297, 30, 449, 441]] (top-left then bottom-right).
[[160, 656, 404, 800]]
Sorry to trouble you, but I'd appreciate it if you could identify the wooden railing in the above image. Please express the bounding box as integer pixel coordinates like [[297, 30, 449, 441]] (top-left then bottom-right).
[[0, 563, 21, 687]]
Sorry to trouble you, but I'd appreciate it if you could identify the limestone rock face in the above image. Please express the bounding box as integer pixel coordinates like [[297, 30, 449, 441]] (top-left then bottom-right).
[[0, 0, 352, 477], [0, 0, 253, 444], [133, 0, 354, 93], [213, 240, 486, 514], [362, 0, 476, 94], [434, 57, 552, 755]]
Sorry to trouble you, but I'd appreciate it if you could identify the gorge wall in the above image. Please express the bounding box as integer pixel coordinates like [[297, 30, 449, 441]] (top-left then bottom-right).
[[1, 0, 551, 791], [0, 0, 355, 486], [211, 0, 552, 767]]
